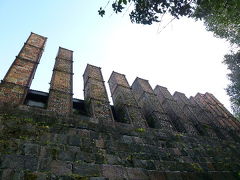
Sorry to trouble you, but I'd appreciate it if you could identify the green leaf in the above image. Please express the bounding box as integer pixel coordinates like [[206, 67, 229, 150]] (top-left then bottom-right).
[[98, 7, 105, 17]]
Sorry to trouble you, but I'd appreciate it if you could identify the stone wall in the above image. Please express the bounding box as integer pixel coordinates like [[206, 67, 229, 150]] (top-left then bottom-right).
[[0, 104, 240, 180], [0, 33, 240, 180]]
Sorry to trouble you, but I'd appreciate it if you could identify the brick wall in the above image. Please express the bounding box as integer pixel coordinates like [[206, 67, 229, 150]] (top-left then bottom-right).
[[0, 33, 46, 104]]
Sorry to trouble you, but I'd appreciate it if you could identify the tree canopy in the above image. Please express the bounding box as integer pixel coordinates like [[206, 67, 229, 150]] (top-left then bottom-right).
[[194, 0, 240, 45], [223, 52, 240, 119], [99, 0, 198, 25], [98, 1, 240, 46]]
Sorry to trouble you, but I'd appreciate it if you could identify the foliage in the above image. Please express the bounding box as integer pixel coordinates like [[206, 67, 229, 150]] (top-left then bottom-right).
[[99, 0, 198, 25], [223, 51, 240, 119], [99, 0, 240, 28], [193, 0, 240, 45]]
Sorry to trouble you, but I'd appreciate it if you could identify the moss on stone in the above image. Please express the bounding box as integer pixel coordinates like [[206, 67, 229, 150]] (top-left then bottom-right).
[[191, 163, 204, 172], [135, 128, 145, 133], [51, 148, 59, 160], [69, 173, 90, 180], [0, 113, 50, 142], [0, 139, 18, 154], [24, 172, 38, 180]]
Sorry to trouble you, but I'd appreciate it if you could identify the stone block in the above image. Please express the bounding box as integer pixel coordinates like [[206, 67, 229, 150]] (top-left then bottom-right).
[[23, 143, 40, 156], [24, 171, 48, 180], [81, 138, 95, 151], [180, 172, 197, 180], [73, 163, 100, 177], [165, 171, 183, 180], [199, 162, 215, 171], [11, 170, 24, 180], [39, 146, 52, 159], [106, 154, 122, 165], [90, 177, 108, 180], [0, 169, 25, 180], [77, 129, 91, 138], [24, 155, 38, 171], [38, 157, 52, 171], [75, 151, 95, 163], [53, 134, 68, 145], [132, 136, 144, 144], [68, 135, 82, 147], [50, 160, 72, 176], [148, 170, 166, 180], [126, 167, 149, 180], [90, 130, 99, 139], [0, 155, 24, 170], [0, 169, 14, 180], [122, 135, 134, 144], [133, 160, 156, 170], [101, 165, 128, 180], [58, 150, 76, 162]]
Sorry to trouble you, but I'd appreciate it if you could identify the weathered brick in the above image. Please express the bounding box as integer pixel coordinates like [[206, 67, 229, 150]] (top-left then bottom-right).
[[83, 64, 114, 125], [132, 78, 174, 131], [108, 72, 147, 127], [47, 47, 73, 114], [0, 32, 46, 105]]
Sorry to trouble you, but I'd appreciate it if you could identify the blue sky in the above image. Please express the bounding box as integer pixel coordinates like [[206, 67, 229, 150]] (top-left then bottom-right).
[[0, 0, 232, 110]]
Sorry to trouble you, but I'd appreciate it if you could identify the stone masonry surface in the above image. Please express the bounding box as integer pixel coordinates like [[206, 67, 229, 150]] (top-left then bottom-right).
[[108, 72, 147, 128], [0, 33, 47, 105], [47, 47, 73, 114], [0, 33, 240, 180]]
